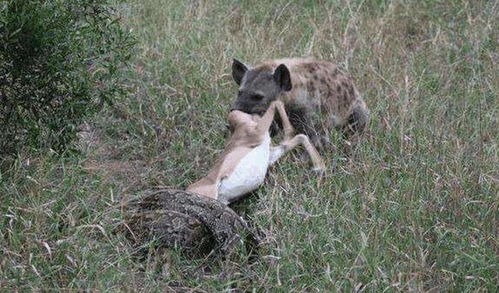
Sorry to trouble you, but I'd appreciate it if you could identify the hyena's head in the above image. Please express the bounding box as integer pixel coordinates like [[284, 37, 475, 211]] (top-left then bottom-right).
[[231, 59, 292, 115]]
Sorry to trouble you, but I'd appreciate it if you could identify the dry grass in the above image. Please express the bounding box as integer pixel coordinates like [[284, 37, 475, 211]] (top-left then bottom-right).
[[1, 0, 498, 291]]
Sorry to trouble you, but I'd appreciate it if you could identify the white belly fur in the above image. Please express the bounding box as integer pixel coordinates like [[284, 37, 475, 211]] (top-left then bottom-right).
[[218, 133, 271, 204]]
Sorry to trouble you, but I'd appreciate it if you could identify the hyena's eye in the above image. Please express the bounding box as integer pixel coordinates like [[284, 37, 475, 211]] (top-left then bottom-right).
[[252, 94, 264, 101]]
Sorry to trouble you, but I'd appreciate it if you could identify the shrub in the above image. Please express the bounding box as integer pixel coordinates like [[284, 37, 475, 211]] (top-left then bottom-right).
[[0, 0, 134, 159]]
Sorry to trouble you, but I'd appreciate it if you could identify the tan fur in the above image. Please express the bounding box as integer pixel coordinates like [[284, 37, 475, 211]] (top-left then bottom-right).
[[187, 101, 325, 201]]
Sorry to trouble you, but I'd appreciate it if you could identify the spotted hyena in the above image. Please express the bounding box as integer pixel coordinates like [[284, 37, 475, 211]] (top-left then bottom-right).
[[231, 58, 369, 149]]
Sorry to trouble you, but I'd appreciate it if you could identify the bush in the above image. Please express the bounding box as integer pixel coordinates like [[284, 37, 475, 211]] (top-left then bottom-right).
[[0, 0, 133, 158]]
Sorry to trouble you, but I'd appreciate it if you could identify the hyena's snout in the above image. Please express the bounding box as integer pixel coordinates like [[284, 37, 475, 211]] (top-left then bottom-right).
[[230, 100, 261, 115], [230, 101, 245, 112]]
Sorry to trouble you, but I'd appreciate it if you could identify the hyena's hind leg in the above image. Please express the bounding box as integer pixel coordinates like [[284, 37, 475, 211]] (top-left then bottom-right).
[[341, 104, 370, 149]]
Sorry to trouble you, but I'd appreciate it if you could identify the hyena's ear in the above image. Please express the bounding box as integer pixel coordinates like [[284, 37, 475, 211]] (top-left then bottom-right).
[[232, 59, 248, 86], [273, 64, 292, 91]]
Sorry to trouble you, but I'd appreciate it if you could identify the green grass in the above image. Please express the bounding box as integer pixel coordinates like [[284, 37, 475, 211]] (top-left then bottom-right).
[[1, 0, 498, 291]]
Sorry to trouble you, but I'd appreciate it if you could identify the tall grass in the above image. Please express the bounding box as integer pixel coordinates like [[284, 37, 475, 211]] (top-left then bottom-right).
[[1, 0, 497, 291]]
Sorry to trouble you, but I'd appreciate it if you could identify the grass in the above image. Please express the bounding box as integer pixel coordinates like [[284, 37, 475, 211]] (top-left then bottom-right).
[[1, 0, 498, 291]]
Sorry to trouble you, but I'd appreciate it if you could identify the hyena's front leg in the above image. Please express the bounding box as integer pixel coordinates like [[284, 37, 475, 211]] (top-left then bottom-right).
[[267, 102, 325, 170], [286, 106, 327, 150]]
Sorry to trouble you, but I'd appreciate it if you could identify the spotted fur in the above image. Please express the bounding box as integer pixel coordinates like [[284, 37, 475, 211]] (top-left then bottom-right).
[[231, 58, 370, 148]]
